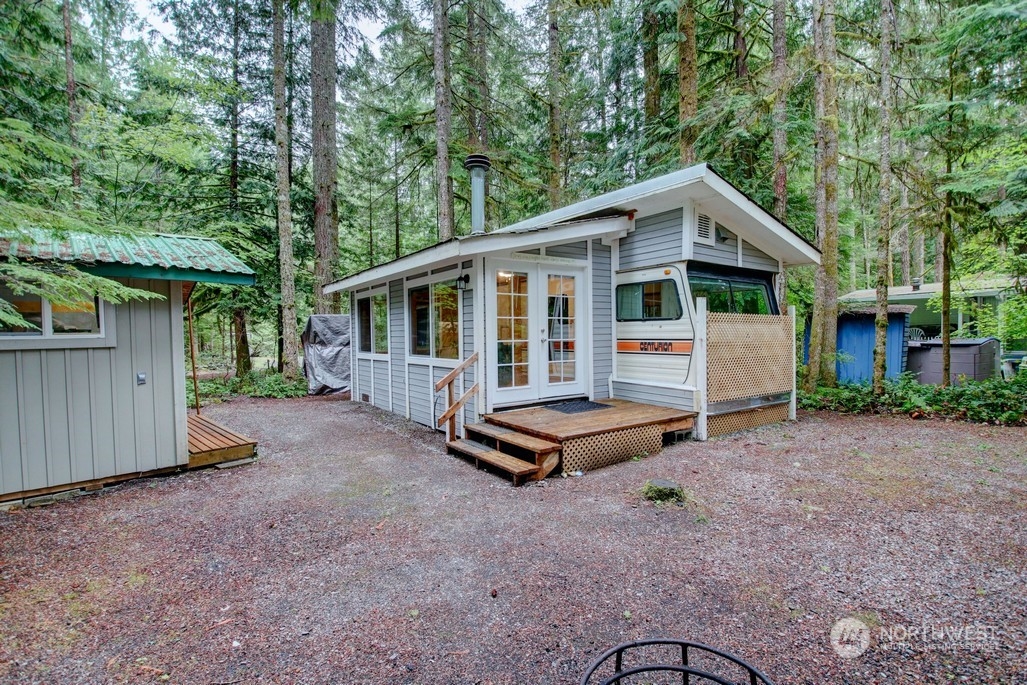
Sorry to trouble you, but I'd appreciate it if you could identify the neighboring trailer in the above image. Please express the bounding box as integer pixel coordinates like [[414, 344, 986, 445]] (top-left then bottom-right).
[[327, 164, 820, 440], [0, 232, 255, 501]]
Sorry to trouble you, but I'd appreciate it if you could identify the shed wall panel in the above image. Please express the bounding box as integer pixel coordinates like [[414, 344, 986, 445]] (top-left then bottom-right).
[[547, 241, 588, 260], [0, 279, 183, 498], [408, 363, 432, 427], [373, 360, 390, 410], [692, 241, 738, 269], [740, 241, 779, 272], [620, 210, 683, 270], [357, 359, 372, 402], [389, 279, 406, 415], [611, 380, 696, 411], [463, 288, 477, 427], [592, 240, 612, 399]]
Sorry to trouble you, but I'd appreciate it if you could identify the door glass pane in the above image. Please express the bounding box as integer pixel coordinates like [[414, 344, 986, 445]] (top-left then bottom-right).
[[547, 275, 575, 383], [497, 271, 529, 388]]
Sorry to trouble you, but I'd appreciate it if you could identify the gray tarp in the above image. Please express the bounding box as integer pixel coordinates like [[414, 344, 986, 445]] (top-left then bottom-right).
[[301, 315, 351, 395]]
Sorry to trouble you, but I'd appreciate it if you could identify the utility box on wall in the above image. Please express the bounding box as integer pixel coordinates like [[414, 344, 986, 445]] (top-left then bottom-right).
[[907, 337, 1000, 385]]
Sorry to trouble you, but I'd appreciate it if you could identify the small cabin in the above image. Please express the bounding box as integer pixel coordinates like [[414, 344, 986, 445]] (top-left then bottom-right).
[[327, 164, 820, 479], [0, 231, 256, 503]]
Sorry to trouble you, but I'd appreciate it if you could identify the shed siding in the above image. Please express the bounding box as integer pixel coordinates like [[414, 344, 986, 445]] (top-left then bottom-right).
[[611, 380, 696, 411], [741, 241, 779, 272], [463, 288, 477, 427], [357, 358, 372, 402], [0, 279, 185, 497], [547, 241, 588, 260], [592, 240, 612, 399], [408, 363, 432, 427], [692, 229, 738, 268], [620, 209, 683, 270], [373, 360, 390, 410], [389, 279, 406, 415]]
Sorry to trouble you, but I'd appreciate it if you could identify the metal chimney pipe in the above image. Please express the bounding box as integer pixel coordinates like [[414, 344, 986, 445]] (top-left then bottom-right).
[[464, 154, 491, 235], [911, 277, 921, 292]]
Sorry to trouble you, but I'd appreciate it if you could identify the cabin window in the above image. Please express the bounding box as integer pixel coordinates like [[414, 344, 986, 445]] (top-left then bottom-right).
[[408, 282, 459, 359], [357, 294, 388, 354], [0, 284, 101, 336], [615, 280, 683, 321], [688, 274, 773, 315]]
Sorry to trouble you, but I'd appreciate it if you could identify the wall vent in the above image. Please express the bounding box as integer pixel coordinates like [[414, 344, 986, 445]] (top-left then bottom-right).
[[695, 212, 715, 245]]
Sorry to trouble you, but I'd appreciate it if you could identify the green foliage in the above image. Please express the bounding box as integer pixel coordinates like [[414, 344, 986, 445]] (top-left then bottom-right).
[[189, 370, 308, 407], [799, 373, 1027, 425]]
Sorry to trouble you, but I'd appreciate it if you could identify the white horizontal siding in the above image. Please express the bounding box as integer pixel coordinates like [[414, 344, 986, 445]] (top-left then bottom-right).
[[611, 380, 696, 412], [620, 209, 683, 270], [592, 240, 612, 399]]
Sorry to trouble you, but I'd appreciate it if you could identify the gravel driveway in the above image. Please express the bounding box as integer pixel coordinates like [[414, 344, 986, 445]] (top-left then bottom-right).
[[1, 398, 1025, 684]]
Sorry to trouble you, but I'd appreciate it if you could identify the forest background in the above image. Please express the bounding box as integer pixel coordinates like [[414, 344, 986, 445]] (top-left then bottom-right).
[[1, 0, 1024, 391]]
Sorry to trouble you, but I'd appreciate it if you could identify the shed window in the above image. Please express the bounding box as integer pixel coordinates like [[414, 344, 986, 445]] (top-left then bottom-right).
[[615, 280, 683, 321], [688, 274, 773, 315], [409, 282, 459, 359], [1, 284, 100, 336], [357, 294, 388, 354]]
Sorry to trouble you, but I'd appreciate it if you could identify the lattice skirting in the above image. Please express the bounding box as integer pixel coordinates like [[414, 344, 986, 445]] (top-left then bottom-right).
[[707, 403, 790, 438], [561, 425, 663, 474]]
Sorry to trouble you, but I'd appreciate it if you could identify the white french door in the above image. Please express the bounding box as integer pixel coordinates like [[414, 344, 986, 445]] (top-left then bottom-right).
[[486, 259, 587, 406]]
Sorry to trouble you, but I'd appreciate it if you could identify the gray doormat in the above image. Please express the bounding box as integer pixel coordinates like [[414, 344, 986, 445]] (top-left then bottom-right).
[[546, 400, 612, 414]]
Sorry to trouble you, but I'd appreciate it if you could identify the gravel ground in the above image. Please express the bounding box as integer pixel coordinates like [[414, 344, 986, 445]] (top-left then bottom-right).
[[1, 398, 1025, 684]]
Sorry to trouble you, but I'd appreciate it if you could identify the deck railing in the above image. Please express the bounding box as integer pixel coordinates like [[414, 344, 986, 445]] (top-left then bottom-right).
[[434, 351, 480, 442]]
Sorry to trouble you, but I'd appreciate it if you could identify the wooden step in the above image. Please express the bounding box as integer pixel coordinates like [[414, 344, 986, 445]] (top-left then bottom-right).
[[447, 439, 540, 486], [465, 422, 562, 456]]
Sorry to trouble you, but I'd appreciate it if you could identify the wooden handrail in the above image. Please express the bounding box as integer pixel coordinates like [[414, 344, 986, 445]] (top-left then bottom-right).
[[434, 351, 478, 392], [434, 352, 480, 442]]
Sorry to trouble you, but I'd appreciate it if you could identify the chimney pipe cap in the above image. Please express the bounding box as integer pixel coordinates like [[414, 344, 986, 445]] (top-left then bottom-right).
[[464, 154, 491, 171]]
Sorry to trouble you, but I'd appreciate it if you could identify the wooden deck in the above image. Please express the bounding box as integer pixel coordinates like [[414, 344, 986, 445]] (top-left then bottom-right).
[[483, 398, 695, 443], [187, 413, 257, 468]]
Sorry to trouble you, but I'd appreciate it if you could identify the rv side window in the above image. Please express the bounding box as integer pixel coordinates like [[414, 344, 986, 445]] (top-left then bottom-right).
[[688, 274, 773, 315], [615, 280, 683, 321]]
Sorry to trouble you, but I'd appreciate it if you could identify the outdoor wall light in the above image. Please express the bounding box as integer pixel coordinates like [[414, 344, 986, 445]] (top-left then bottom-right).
[[455, 273, 471, 290]]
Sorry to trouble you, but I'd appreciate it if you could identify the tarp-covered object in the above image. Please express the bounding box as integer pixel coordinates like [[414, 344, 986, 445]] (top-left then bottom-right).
[[302, 315, 350, 395]]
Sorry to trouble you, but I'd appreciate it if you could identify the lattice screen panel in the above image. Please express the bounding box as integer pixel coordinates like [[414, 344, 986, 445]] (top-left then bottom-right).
[[561, 425, 663, 474], [707, 403, 790, 437], [706, 313, 794, 403]]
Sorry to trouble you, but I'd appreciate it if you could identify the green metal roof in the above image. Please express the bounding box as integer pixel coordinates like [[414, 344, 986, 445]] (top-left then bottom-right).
[[0, 230, 256, 285]]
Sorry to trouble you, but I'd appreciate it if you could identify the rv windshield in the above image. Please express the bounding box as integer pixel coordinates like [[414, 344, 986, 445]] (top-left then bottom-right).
[[688, 273, 774, 315]]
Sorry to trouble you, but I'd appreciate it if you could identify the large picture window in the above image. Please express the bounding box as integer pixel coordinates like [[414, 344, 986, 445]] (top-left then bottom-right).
[[409, 282, 459, 359], [1, 284, 101, 336], [615, 280, 683, 321], [357, 293, 388, 354], [688, 273, 774, 315]]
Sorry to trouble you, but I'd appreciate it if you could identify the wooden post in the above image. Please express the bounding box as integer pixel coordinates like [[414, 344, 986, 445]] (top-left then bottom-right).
[[695, 296, 708, 441], [187, 295, 202, 416], [788, 305, 797, 421], [447, 382, 456, 442]]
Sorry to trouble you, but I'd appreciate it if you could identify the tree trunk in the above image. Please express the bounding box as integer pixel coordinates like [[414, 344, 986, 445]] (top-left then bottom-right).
[[873, 0, 894, 395], [678, 0, 697, 165], [434, 0, 455, 238], [233, 307, 252, 377], [817, 0, 840, 388], [547, 0, 562, 208], [732, 0, 748, 82], [62, 0, 80, 194], [466, 0, 489, 152], [642, 2, 661, 128], [312, 0, 339, 313], [941, 226, 951, 386], [229, 0, 240, 214], [771, 0, 788, 307], [274, 0, 299, 380]]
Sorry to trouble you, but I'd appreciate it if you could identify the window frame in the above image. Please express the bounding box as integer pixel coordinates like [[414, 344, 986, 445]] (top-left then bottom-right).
[[0, 292, 115, 351], [355, 289, 389, 358], [686, 268, 778, 316], [407, 276, 462, 360], [615, 279, 684, 322]]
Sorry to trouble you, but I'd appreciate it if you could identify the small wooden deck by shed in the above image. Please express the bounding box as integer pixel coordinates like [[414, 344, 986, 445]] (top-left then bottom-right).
[[187, 413, 257, 468], [448, 399, 695, 485]]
